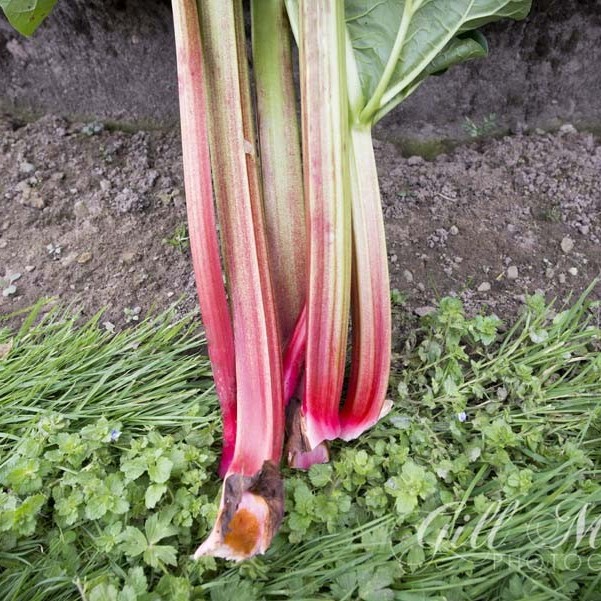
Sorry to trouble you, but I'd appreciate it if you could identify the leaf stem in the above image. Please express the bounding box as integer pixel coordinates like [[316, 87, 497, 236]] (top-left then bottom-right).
[[359, 0, 414, 123]]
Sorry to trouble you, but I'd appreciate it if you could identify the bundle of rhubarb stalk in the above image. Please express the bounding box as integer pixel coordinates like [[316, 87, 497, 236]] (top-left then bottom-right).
[[169, 0, 531, 561]]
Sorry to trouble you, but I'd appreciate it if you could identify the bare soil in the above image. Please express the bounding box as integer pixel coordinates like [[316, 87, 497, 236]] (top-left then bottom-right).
[[1, 114, 600, 332]]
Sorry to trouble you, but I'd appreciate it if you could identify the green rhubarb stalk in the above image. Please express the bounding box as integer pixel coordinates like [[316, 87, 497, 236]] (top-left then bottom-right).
[[194, 0, 284, 560], [298, 0, 351, 450], [251, 0, 306, 345], [171, 0, 236, 477]]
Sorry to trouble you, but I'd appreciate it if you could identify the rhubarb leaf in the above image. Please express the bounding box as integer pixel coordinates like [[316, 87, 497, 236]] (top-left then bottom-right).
[[0, 0, 57, 36], [344, 0, 532, 121], [375, 31, 489, 120]]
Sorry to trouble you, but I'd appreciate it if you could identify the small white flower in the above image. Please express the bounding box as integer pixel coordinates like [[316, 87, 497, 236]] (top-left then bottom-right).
[[457, 411, 467, 422]]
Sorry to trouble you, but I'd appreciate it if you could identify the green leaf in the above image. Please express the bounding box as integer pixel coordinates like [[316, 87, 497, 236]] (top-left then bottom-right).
[[124, 566, 148, 595], [119, 526, 148, 558], [117, 586, 137, 601], [405, 543, 426, 572], [358, 564, 399, 600], [120, 456, 147, 481], [89, 582, 119, 601], [344, 0, 532, 122], [96, 521, 123, 553], [308, 463, 333, 488], [54, 489, 83, 526], [148, 456, 173, 484], [292, 481, 315, 514], [145, 483, 167, 509], [394, 490, 418, 515], [156, 574, 192, 600], [143, 543, 178, 568], [0, 0, 58, 36], [2, 457, 44, 494], [2, 493, 45, 536], [144, 509, 178, 545]]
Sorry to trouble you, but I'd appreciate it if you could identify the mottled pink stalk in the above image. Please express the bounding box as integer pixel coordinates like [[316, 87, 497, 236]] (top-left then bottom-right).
[[171, 0, 236, 477]]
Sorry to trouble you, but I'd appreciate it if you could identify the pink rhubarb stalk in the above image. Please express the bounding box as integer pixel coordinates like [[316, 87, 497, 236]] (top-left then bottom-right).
[[282, 304, 307, 404], [339, 125, 393, 439], [299, 0, 351, 451], [192, 0, 285, 560], [283, 306, 330, 469], [171, 0, 236, 477]]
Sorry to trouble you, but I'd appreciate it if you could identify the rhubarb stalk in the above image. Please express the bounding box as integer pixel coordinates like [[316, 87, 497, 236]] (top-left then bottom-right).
[[339, 125, 392, 440], [299, 0, 351, 451], [193, 0, 284, 560], [251, 0, 306, 345], [171, 0, 236, 477]]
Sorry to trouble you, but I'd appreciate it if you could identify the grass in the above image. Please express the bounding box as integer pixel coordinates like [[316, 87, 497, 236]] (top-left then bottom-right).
[[1, 288, 601, 600]]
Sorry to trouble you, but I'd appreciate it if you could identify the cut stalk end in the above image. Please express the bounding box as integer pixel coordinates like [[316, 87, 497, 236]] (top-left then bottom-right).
[[194, 461, 284, 561]]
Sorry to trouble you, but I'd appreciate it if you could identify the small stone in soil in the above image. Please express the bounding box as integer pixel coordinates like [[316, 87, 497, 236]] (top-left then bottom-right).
[[414, 306, 436, 317], [449, 225, 459, 236], [77, 252, 93, 264], [561, 236, 574, 253], [507, 266, 519, 280], [559, 123, 578, 135], [568, 267, 578, 276], [25, 265, 35, 272], [403, 269, 413, 283], [73, 201, 89, 219], [477, 282, 491, 292], [558, 273, 566, 284], [60, 252, 79, 267]]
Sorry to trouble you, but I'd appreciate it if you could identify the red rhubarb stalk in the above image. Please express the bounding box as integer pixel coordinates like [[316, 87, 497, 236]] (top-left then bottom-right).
[[299, 0, 351, 450], [171, 0, 236, 477]]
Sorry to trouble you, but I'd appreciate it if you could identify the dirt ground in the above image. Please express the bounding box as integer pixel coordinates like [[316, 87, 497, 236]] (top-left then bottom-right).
[[1, 114, 600, 333]]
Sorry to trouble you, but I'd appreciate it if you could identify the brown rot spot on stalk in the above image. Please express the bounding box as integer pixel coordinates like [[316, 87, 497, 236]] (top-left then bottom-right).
[[223, 508, 261, 555]]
